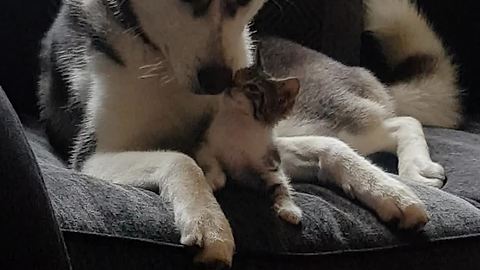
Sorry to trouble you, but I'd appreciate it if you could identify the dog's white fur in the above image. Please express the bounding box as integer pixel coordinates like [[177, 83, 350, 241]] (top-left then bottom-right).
[[76, 0, 454, 266]]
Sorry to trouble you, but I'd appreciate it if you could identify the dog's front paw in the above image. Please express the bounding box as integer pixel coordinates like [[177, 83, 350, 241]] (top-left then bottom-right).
[[367, 176, 429, 230], [274, 199, 303, 225], [399, 158, 446, 188], [181, 212, 235, 267]]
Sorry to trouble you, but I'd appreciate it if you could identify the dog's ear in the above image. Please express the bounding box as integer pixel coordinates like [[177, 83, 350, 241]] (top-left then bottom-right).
[[254, 44, 264, 71]]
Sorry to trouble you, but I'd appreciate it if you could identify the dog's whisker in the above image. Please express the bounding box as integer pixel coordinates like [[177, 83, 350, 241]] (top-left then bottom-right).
[[139, 74, 160, 80], [138, 61, 166, 70]]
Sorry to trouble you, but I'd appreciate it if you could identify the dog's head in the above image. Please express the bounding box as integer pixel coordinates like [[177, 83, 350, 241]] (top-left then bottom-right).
[[133, 0, 267, 94]]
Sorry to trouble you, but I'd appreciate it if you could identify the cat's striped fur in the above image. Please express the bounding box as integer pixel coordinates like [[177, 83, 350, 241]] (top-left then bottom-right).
[[194, 54, 302, 224]]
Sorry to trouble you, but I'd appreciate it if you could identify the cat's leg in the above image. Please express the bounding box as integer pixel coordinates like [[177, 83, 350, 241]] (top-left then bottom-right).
[[338, 116, 446, 187], [261, 169, 302, 225], [195, 146, 227, 191], [276, 136, 429, 229], [82, 151, 235, 267]]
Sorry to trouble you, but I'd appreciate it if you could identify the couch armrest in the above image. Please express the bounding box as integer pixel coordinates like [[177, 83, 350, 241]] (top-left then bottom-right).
[[0, 86, 71, 270]]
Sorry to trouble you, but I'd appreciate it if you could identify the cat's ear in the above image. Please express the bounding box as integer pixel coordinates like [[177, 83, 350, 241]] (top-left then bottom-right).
[[277, 77, 300, 113], [233, 68, 249, 85], [279, 77, 300, 99]]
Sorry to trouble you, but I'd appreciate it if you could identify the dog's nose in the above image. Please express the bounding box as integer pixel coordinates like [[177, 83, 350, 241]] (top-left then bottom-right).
[[197, 65, 233, 95]]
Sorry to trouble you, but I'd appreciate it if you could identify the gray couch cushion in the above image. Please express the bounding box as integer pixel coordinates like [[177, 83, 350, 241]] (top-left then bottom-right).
[[25, 123, 480, 267]]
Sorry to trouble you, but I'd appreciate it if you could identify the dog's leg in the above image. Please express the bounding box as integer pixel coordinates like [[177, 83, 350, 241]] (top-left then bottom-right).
[[276, 136, 429, 229], [82, 151, 235, 267], [338, 116, 446, 187]]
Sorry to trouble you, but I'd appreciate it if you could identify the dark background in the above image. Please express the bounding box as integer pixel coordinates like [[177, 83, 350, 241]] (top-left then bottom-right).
[[417, 0, 480, 118], [0, 0, 478, 118]]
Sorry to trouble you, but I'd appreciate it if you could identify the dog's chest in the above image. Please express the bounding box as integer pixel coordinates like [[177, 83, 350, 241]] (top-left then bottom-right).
[[91, 61, 216, 152]]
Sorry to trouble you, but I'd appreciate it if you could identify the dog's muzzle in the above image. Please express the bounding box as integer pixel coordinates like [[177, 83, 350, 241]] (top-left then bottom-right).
[[197, 65, 233, 95]]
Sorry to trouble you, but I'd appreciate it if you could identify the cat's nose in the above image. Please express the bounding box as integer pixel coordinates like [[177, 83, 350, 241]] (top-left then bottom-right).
[[197, 65, 233, 95]]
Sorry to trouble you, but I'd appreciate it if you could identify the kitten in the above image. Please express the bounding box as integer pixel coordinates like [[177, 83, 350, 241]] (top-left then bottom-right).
[[195, 50, 303, 224]]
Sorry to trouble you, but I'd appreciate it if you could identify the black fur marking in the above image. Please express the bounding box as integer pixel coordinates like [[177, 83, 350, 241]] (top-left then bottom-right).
[[263, 146, 281, 172], [225, 0, 252, 17], [70, 127, 98, 170], [267, 183, 282, 197], [237, 0, 252, 6], [182, 0, 213, 17], [243, 83, 266, 122], [66, 2, 125, 65], [40, 33, 86, 159], [103, 0, 159, 50], [392, 54, 438, 82], [49, 47, 71, 108], [183, 0, 250, 17], [224, 1, 239, 17], [91, 35, 124, 65]]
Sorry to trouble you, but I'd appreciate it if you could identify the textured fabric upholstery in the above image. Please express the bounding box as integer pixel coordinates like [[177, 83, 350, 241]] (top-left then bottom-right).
[[22, 120, 480, 270]]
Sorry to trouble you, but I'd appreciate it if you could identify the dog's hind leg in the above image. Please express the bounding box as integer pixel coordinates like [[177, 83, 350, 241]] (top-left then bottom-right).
[[276, 136, 429, 230], [338, 116, 446, 188], [82, 151, 235, 268]]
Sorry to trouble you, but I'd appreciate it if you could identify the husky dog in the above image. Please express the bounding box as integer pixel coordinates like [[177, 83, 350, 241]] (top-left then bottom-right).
[[195, 50, 302, 224], [38, 0, 461, 267]]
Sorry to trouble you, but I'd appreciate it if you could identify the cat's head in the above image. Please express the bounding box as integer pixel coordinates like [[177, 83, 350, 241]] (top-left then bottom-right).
[[227, 48, 300, 125]]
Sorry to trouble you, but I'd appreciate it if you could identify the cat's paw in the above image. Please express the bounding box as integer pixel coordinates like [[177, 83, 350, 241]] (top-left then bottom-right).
[[399, 158, 446, 188], [275, 200, 303, 225], [205, 170, 227, 192], [181, 212, 235, 267]]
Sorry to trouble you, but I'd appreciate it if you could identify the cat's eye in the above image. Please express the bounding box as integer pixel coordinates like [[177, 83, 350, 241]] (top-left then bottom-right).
[[246, 84, 260, 92]]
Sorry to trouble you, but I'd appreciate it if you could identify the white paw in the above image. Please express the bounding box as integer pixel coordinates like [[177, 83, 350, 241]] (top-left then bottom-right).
[[205, 170, 227, 192], [400, 159, 446, 188], [366, 176, 429, 230], [275, 200, 303, 225], [180, 213, 235, 267]]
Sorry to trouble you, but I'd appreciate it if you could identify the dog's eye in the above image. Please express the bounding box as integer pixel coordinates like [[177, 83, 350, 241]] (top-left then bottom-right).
[[181, 0, 212, 17], [237, 0, 251, 6], [224, 0, 252, 16]]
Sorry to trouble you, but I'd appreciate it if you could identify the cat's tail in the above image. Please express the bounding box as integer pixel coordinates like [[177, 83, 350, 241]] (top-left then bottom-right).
[[365, 0, 462, 128]]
